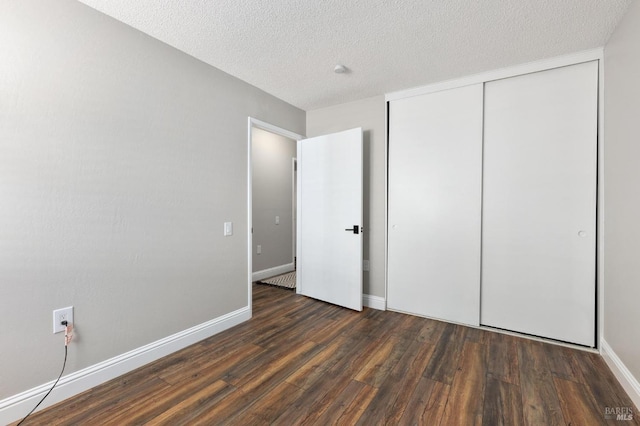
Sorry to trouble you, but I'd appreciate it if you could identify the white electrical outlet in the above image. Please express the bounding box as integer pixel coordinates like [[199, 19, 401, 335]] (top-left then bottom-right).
[[275, 216, 280, 225], [257, 244, 262, 254], [363, 260, 370, 271], [53, 306, 73, 334]]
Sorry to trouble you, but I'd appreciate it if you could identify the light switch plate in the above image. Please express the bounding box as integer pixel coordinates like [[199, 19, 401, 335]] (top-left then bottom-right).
[[224, 222, 233, 236]]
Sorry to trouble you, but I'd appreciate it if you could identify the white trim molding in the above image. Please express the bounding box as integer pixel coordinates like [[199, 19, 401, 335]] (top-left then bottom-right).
[[601, 339, 640, 410], [252, 262, 295, 282], [363, 294, 386, 311], [249, 117, 304, 141], [0, 307, 250, 425], [386, 48, 604, 102]]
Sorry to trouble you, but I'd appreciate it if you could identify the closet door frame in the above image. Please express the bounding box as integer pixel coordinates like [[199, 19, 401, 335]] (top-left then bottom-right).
[[385, 48, 604, 350]]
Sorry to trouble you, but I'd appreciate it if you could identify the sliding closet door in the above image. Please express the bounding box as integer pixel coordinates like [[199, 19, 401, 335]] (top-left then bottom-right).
[[388, 84, 483, 326], [481, 61, 598, 346]]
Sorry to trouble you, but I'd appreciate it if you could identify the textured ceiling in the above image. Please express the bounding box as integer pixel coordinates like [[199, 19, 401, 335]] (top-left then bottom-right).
[[76, 0, 631, 111]]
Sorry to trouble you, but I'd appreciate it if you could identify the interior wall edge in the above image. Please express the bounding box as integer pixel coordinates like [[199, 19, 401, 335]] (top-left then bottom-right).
[[597, 53, 606, 355]]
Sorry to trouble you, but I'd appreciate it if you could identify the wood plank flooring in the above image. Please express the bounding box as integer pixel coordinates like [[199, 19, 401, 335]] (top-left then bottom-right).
[[17, 284, 638, 425]]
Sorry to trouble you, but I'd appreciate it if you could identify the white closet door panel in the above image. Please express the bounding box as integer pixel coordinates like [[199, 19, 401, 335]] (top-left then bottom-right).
[[388, 84, 483, 326], [481, 61, 598, 346]]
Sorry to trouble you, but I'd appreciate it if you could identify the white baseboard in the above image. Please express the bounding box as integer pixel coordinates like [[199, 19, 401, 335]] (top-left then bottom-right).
[[363, 294, 386, 310], [252, 263, 295, 282], [0, 306, 251, 425], [601, 339, 640, 410]]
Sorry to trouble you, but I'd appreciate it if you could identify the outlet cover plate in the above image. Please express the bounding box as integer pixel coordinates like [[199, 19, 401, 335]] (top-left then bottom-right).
[[53, 306, 74, 333]]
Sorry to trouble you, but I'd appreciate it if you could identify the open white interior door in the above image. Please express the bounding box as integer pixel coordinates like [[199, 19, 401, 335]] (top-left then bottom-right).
[[297, 128, 363, 311]]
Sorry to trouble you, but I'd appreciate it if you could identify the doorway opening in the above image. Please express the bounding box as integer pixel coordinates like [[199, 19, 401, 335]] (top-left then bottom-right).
[[247, 118, 303, 312]]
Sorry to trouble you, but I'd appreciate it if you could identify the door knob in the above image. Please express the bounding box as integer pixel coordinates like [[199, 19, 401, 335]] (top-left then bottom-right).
[[345, 225, 359, 234]]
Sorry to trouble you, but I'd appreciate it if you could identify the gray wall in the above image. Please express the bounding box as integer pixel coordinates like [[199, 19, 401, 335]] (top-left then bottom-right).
[[0, 0, 304, 399], [306, 96, 386, 298], [603, 0, 640, 383], [252, 128, 297, 273]]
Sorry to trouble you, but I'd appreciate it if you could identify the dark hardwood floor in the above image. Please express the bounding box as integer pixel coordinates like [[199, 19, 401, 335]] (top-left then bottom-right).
[[18, 284, 638, 425]]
